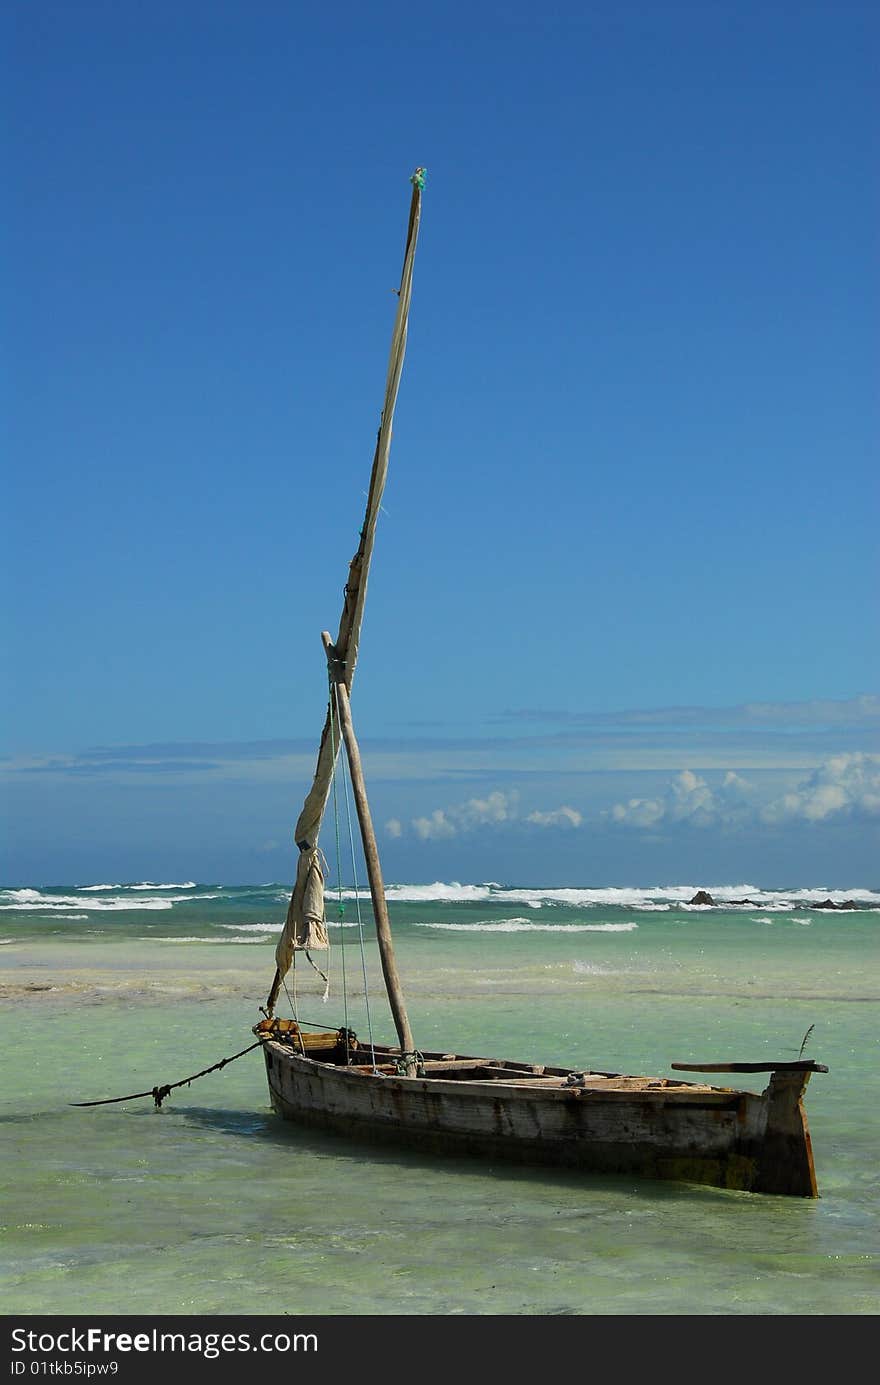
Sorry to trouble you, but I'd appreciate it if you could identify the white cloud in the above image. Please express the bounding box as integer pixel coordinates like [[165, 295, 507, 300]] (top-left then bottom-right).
[[605, 755, 880, 832], [607, 769, 751, 830], [395, 789, 585, 840], [526, 806, 583, 829], [412, 809, 458, 841], [609, 796, 666, 828], [760, 753, 880, 824], [461, 790, 516, 827], [411, 791, 518, 840], [385, 818, 403, 838]]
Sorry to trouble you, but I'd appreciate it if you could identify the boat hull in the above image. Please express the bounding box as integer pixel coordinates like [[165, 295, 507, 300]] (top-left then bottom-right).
[[259, 1037, 820, 1197]]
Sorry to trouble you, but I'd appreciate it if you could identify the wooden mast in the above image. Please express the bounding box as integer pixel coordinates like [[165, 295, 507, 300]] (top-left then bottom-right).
[[322, 631, 417, 1074], [265, 169, 425, 1019]]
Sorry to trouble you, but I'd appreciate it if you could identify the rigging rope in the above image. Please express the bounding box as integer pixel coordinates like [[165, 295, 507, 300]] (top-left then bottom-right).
[[333, 679, 378, 1070], [285, 949, 298, 1021], [329, 684, 351, 1058], [304, 948, 330, 999], [69, 1040, 267, 1109], [272, 677, 377, 1069]]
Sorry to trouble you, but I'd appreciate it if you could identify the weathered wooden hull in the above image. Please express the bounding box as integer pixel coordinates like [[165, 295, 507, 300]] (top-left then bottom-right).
[[257, 1033, 822, 1197]]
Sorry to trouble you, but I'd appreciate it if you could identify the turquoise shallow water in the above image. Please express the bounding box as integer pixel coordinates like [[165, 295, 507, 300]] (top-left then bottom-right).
[[1, 882, 878, 1315]]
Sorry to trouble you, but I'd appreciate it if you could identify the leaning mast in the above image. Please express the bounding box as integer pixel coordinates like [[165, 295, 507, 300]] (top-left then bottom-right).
[[265, 170, 426, 1048]]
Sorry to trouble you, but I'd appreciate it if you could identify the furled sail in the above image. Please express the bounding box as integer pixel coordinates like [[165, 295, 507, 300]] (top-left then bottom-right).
[[267, 170, 425, 1013]]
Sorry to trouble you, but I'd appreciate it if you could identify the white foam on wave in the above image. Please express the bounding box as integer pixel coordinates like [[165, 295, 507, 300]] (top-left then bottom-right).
[[217, 921, 359, 933], [781, 886, 880, 904], [129, 881, 197, 891], [144, 935, 272, 944], [720, 887, 880, 909], [79, 881, 196, 891], [744, 901, 798, 913], [377, 881, 880, 909], [414, 919, 639, 934], [0, 895, 175, 912], [218, 923, 282, 933], [374, 881, 764, 909], [383, 882, 495, 903], [0, 889, 225, 912], [79, 881, 199, 892], [359, 882, 667, 908]]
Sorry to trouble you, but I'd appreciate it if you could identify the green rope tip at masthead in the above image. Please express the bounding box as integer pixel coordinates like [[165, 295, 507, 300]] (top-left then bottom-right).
[[410, 167, 427, 190]]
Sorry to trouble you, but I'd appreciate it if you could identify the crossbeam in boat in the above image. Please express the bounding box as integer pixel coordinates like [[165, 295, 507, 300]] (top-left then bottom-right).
[[671, 1060, 829, 1073]]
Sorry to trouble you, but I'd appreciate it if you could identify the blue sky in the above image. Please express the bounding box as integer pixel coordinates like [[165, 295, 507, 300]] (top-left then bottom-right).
[[3, 0, 878, 887]]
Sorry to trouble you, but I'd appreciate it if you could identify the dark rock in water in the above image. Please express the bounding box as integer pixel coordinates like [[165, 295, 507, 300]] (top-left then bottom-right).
[[689, 890, 715, 906], [811, 898, 861, 910]]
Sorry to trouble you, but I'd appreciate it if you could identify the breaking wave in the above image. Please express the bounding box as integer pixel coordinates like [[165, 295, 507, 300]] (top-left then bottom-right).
[[373, 881, 880, 910], [413, 920, 639, 933]]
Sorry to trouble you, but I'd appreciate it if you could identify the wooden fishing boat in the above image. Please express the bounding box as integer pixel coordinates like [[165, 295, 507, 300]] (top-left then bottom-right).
[[254, 169, 826, 1198]]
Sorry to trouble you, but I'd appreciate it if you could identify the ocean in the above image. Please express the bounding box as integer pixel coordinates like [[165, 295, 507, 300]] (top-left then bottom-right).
[[1, 880, 878, 1317]]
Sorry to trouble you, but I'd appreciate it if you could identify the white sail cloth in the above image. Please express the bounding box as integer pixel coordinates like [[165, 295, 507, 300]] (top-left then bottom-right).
[[274, 846, 328, 978]]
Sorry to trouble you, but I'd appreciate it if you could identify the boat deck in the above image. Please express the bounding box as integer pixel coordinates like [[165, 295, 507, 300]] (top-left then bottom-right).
[[254, 1023, 742, 1094]]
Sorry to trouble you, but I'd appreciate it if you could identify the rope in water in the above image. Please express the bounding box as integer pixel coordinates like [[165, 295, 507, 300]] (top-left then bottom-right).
[[69, 1039, 268, 1109]]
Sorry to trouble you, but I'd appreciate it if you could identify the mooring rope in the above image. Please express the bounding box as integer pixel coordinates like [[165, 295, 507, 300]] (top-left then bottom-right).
[[69, 1039, 268, 1109]]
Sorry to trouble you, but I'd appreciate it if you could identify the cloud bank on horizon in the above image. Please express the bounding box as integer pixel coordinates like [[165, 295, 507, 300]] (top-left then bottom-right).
[[384, 753, 880, 840], [606, 754, 880, 831], [3, 697, 877, 884], [386, 790, 585, 841]]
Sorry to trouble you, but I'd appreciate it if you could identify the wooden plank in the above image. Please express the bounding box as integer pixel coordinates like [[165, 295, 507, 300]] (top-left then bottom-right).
[[417, 1059, 494, 1072], [671, 1060, 828, 1073]]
